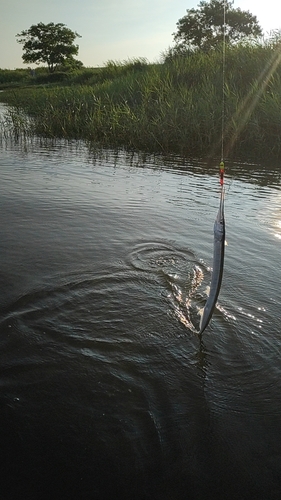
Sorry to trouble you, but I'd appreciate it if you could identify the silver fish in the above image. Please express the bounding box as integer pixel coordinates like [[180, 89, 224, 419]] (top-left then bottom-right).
[[199, 188, 225, 334]]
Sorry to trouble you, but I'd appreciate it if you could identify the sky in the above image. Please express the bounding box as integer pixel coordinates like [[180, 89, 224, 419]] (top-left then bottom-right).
[[0, 0, 280, 69]]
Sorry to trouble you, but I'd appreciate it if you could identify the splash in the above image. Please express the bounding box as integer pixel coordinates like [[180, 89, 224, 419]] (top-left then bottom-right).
[[168, 265, 204, 333]]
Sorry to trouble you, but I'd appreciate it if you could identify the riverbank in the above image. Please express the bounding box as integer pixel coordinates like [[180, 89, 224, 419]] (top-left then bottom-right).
[[1, 44, 281, 160]]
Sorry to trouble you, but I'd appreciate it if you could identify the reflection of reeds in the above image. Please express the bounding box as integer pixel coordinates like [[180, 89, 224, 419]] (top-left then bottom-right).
[[1, 45, 281, 159]]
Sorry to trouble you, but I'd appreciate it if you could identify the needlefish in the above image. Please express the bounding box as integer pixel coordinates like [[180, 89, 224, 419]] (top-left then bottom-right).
[[199, 162, 225, 334]]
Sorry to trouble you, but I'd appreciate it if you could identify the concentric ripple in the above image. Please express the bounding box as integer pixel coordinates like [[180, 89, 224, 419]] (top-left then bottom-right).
[[128, 240, 210, 332]]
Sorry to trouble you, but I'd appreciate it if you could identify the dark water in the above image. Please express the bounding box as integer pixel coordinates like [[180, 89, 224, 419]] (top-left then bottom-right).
[[1, 135, 281, 500]]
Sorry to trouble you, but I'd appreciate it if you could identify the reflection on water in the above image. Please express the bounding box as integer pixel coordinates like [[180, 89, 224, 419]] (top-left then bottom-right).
[[0, 136, 281, 499], [260, 189, 281, 241]]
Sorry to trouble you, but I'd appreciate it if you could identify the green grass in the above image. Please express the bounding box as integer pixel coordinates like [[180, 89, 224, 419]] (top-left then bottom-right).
[[1, 48, 281, 159]]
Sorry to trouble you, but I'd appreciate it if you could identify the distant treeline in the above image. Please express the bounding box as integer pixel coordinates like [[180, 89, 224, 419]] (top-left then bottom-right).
[[0, 60, 147, 88], [1, 45, 281, 160]]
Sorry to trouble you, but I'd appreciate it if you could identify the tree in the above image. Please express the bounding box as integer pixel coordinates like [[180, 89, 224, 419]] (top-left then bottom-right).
[[173, 0, 262, 52], [16, 22, 81, 72], [58, 56, 84, 71]]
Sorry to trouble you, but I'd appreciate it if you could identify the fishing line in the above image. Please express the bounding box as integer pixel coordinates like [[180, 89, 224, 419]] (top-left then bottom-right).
[[221, 0, 226, 165], [219, 0, 226, 188], [199, 1, 227, 334]]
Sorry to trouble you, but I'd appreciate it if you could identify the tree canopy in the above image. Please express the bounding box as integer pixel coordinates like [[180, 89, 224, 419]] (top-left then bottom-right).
[[173, 0, 262, 51], [16, 22, 81, 72]]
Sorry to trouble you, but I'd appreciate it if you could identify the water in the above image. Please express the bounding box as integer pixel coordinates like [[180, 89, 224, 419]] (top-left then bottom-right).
[[0, 135, 281, 500]]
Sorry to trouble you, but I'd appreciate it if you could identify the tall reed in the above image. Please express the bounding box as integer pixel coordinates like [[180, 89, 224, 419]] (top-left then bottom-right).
[[1, 46, 281, 159]]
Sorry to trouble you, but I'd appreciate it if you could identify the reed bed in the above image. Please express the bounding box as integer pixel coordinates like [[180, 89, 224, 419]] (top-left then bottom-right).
[[1, 46, 281, 159]]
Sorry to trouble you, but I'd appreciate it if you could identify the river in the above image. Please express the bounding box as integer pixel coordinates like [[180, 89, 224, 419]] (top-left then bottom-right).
[[0, 133, 281, 499]]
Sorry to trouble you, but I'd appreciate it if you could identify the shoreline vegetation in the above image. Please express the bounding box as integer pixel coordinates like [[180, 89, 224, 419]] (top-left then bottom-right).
[[1, 43, 281, 161]]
